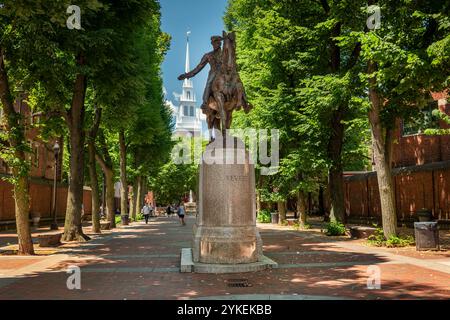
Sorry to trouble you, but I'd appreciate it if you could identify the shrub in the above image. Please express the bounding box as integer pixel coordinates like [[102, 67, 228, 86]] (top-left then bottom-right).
[[368, 228, 415, 247], [324, 221, 346, 236], [386, 235, 415, 247], [257, 209, 271, 223], [115, 215, 122, 225], [135, 213, 144, 221], [367, 228, 385, 246]]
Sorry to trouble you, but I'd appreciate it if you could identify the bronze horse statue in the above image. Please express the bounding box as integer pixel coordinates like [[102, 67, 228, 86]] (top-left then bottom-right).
[[205, 31, 252, 140]]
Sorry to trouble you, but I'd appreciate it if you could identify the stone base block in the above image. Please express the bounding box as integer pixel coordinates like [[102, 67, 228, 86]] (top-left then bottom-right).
[[181, 248, 277, 274], [37, 232, 63, 247], [193, 225, 262, 264], [349, 226, 377, 239]]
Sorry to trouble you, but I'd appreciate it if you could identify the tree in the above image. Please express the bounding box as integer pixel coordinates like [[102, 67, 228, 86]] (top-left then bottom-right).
[[86, 99, 102, 233], [0, 46, 35, 255], [7, 0, 165, 241], [149, 159, 198, 206], [95, 129, 116, 228], [357, 0, 450, 237], [225, 0, 369, 226]]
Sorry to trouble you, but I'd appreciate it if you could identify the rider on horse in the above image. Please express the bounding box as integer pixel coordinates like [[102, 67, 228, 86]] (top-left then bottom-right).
[[177, 35, 223, 114], [178, 32, 252, 141]]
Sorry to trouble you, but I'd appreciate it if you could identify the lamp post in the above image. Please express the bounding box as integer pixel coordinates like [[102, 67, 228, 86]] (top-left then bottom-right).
[[50, 141, 60, 230]]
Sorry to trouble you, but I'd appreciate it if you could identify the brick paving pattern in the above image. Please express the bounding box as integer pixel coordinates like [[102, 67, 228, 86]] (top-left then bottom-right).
[[0, 216, 449, 300]]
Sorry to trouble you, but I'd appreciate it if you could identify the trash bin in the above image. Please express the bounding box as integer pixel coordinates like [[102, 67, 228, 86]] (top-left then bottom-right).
[[121, 215, 129, 226], [271, 212, 279, 224], [417, 208, 433, 222], [414, 222, 439, 251]]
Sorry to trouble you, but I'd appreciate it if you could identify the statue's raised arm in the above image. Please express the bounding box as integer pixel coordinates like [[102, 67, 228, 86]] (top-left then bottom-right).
[[177, 53, 209, 80]]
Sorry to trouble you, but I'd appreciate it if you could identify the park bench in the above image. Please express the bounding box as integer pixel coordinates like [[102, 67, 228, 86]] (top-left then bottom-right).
[[349, 226, 377, 239], [100, 221, 111, 230], [37, 232, 63, 247]]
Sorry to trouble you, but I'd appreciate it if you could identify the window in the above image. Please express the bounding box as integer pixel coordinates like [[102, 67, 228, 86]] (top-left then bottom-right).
[[402, 102, 440, 136], [183, 105, 189, 116], [189, 106, 195, 117], [187, 91, 191, 100]]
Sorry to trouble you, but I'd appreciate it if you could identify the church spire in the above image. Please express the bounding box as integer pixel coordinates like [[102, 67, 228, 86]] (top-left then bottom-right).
[[185, 31, 191, 73], [183, 31, 193, 89]]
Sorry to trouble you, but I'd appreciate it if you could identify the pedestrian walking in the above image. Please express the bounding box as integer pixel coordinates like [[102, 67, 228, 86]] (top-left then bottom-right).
[[177, 203, 186, 226], [166, 205, 172, 217], [141, 203, 151, 224]]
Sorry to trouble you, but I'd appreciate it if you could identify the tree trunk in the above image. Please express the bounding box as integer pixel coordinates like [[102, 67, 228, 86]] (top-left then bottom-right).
[[119, 130, 128, 217], [87, 106, 101, 233], [130, 176, 139, 220], [96, 131, 116, 228], [142, 177, 148, 205], [15, 176, 35, 255], [104, 169, 116, 228], [256, 192, 261, 214], [88, 141, 101, 233], [368, 61, 397, 238], [328, 141, 345, 223], [277, 200, 286, 225], [135, 175, 143, 216], [297, 190, 307, 227], [319, 186, 328, 221], [327, 20, 346, 223], [256, 175, 263, 215], [0, 48, 34, 254], [63, 67, 90, 242]]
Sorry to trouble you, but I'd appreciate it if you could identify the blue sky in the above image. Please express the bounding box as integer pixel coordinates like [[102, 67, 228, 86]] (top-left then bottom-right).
[[160, 0, 228, 105]]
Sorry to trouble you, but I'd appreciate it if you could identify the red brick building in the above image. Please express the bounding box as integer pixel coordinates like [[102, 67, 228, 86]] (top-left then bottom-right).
[[0, 96, 92, 228], [0, 96, 62, 180], [344, 92, 450, 223]]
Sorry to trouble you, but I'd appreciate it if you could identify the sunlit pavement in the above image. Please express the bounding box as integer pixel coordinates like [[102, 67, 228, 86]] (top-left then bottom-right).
[[0, 216, 449, 300]]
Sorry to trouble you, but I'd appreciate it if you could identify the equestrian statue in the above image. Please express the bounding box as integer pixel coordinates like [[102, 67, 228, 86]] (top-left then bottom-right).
[[178, 31, 252, 141]]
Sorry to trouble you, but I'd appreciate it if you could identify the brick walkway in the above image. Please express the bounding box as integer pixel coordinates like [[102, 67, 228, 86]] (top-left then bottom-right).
[[0, 216, 449, 300]]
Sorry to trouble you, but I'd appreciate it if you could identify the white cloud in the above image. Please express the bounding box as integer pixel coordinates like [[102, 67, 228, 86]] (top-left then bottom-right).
[[172, 91, 181, 101]]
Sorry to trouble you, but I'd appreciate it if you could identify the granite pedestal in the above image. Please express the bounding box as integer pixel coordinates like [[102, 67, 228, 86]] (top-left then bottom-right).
[[181, 137, 277, 273]]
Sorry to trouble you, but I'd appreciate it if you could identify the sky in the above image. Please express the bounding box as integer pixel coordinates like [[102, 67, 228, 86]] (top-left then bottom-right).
[[160, 0, 228, 106]]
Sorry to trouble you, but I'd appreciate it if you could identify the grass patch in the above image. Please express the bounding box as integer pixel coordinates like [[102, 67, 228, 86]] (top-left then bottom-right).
[[367, 228, 415, 247]]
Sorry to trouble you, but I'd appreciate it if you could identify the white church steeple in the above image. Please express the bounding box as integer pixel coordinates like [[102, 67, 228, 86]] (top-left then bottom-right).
[[185, 31, 190, 72], [183, 31, 194, 93], [172, 30, 206, 138]]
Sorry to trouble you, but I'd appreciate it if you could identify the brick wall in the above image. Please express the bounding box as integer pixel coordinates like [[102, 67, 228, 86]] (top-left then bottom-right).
[[0, 96, 63, 181], [392, 97, 449, 167], [0, 177, 92, 224], [344, 161, 450, 222]]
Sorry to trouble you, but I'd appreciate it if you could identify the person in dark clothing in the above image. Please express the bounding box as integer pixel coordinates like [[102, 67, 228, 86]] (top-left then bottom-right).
[[177, 203, 186, 226], [141, 204, 151, 224], [166, 205, 172, 217]]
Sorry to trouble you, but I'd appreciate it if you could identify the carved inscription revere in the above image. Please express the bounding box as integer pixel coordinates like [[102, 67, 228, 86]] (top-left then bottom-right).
[[226, 175, 248, 182]]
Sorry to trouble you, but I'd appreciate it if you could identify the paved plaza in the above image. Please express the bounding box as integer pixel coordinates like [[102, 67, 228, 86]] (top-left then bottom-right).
[[0, 216, 449, 300]]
